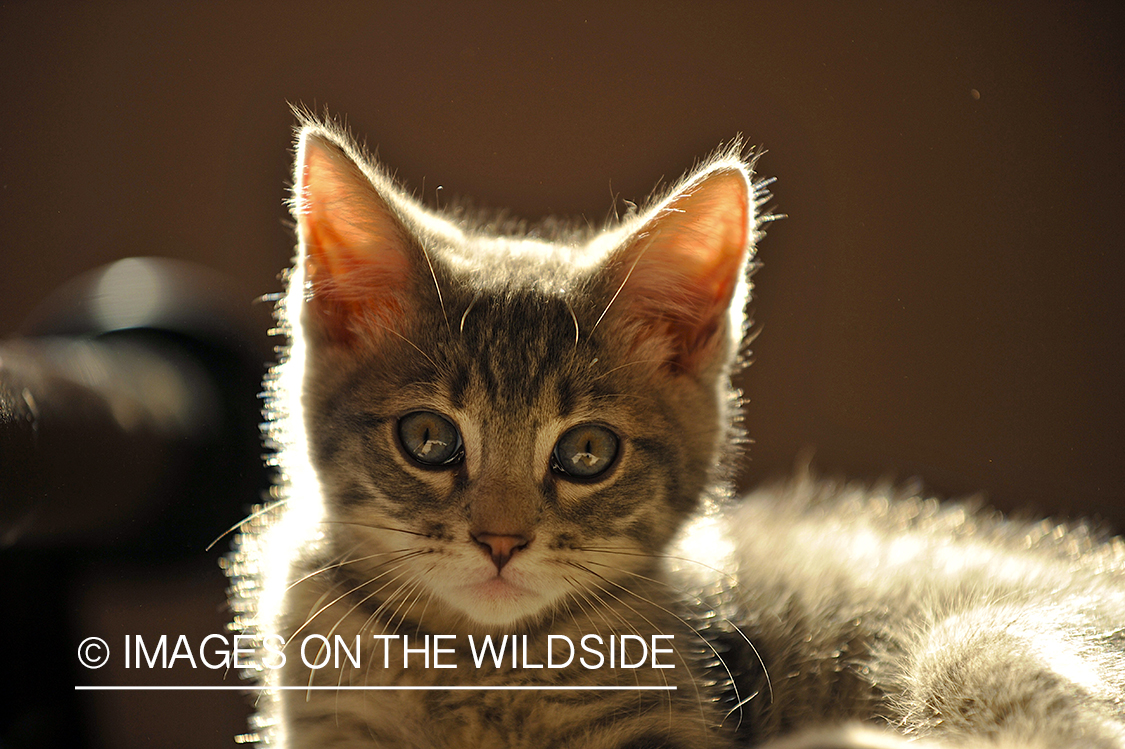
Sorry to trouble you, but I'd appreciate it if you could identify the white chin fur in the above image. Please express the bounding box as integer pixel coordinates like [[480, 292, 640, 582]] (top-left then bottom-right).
[[442, 585, 557, 627], [434, 571, 561, 628]]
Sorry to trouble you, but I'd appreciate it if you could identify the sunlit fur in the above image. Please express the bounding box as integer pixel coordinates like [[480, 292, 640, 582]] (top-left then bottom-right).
[[228, 117, 766, 748], [670, 476, 1125, 748], [228, 118, 1125, 749]]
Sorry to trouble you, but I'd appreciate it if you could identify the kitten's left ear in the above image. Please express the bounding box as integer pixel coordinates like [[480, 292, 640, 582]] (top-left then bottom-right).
[[602, 161, 754, 376], [291, 127, 419, 347]]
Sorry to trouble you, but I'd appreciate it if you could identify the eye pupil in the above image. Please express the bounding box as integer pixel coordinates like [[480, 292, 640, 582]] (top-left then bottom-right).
[[398, 411, 462, 467], [553, 425, 619, 480]]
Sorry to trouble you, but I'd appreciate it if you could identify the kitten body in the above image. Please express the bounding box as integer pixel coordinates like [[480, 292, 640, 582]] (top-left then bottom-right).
[[679, 479, 1125, 747], [228, 120, 1125, 749]]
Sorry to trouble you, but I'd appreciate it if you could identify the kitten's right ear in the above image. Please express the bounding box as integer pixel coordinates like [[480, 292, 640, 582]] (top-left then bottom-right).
[[598, 160, 755, 377], [292, 128, 414, 346]]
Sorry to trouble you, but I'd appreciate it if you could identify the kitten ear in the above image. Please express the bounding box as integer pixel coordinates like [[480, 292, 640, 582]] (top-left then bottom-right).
[[292, 128, 415, 346], [604, 161, 754, 375]]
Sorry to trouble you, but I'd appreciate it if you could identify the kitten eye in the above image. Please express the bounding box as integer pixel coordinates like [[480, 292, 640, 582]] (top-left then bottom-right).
[[552, 424, 619, 480], [397, 411, 463, 467]]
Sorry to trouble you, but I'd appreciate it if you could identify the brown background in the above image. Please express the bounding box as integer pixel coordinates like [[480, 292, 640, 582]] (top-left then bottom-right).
[[1, 2, 1122, 747]]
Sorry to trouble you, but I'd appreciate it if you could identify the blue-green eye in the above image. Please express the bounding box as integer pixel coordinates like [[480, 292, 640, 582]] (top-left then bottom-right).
[[552, 424, 619, 479], [398, 411, 463, 467]]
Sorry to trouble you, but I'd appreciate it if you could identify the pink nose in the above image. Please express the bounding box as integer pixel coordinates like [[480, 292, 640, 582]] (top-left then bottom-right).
[[472, 532, 531, 571]]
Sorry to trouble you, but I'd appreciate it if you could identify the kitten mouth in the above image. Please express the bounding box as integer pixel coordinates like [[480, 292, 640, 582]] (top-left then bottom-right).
[[464, 582, 548, 626], [437, 568, 556, 627], [475, 576, 524, 595], [469, 567, 534, 598]]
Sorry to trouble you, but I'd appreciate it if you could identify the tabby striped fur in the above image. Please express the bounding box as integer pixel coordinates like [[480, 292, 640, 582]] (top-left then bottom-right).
[[228, 118, 1125, 749], [228, 117, 767, 748]]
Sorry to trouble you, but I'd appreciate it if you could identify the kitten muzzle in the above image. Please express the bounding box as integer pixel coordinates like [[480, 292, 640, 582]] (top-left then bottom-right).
[[472, 532, 532, 572]]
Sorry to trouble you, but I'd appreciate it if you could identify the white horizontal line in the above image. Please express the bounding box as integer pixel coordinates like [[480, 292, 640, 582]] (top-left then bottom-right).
[[75, 685, 676, 691]]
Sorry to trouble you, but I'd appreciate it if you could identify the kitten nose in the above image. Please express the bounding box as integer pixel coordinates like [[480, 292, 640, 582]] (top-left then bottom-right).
[[472, 532, 531, 571]]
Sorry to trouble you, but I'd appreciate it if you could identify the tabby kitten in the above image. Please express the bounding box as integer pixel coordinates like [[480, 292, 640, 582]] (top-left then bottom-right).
[[228, 119, 1125, 749]]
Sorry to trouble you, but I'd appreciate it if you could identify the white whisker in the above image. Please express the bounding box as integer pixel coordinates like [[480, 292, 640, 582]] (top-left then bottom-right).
[[417, 242, 451, 335], [590, 227, 662, 337]]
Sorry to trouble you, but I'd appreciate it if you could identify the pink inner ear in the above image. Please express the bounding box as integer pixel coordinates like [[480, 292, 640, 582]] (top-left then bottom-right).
[[294, 131, 414, 345], [665, 168, 750, 310], [613, 166, 752, 371]]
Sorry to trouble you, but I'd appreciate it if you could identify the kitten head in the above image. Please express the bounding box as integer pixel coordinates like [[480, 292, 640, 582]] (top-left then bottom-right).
[[278, 120, 766, 630]]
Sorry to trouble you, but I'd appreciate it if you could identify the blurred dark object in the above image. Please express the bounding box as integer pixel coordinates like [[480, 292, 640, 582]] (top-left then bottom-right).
[[1, 257, 270, 553], [0, 258, 271, 747]]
